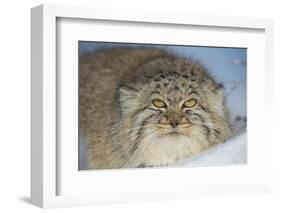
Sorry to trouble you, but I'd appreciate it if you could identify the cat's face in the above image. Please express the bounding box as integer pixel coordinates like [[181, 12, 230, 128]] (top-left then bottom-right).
[[119, 70, 226, 146]]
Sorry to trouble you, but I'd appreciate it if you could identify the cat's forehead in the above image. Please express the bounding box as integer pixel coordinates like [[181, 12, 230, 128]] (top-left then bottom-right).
[[152, 70, 199, 86], [133, 59, 218, 101], [149, 76, 201, 102]]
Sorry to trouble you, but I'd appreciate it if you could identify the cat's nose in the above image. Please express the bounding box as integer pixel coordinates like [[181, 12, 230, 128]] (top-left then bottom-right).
[[170, 119, 179, 128]]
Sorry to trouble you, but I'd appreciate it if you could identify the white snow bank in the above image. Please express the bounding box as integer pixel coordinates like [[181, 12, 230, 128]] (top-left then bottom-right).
[[172, 132, 247, 167]]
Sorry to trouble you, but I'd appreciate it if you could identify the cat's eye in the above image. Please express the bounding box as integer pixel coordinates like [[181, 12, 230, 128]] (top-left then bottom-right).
[[183, 98, 197, 108], [152, 99, 167, 108]]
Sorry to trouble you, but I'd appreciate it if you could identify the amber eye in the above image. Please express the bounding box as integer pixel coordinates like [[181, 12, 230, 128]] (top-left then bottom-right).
[[152, 99, 167, 108], [183, 98, 197, 108]]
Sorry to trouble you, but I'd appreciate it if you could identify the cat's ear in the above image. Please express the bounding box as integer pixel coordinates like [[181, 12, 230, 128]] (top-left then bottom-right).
[[119, 86, 136, 98], [213, 83, 224, 101], [118, 86, 138, 115], [212, 83, 226, 116]]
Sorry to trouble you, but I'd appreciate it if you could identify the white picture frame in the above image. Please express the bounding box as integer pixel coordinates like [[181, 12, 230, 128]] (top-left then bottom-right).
[[31, 4, 274, 208]]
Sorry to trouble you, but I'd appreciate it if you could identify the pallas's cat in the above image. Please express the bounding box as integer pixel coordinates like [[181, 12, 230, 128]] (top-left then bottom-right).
[[79, 48, 232, 169]]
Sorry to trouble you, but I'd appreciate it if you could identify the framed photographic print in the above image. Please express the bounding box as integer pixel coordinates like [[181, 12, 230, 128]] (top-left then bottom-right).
[[31, 4, 274, 208]]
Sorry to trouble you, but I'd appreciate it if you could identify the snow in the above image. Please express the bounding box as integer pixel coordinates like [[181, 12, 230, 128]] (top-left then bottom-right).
[[172, 132, 247, 167]]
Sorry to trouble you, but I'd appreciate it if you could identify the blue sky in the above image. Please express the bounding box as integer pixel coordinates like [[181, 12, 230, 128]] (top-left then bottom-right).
[[79, 42, 247, 118]]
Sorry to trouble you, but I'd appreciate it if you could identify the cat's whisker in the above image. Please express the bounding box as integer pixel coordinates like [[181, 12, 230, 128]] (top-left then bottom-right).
[[122, 124, 156, 133], [125, 127, 157, 140]]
